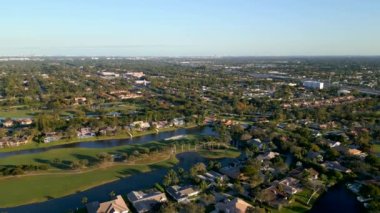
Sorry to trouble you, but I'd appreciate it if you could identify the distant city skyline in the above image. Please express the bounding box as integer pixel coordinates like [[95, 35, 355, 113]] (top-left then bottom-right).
[[0, 0, 379, 56]]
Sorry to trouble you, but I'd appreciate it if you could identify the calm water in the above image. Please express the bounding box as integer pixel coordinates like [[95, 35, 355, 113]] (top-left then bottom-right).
[[0, 152, 234, 213], [309, 183, 365, 213], [0, 126, 216, 158]]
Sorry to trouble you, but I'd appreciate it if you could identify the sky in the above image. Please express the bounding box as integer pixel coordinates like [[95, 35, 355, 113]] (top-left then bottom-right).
[[0, 0, 379, 56]]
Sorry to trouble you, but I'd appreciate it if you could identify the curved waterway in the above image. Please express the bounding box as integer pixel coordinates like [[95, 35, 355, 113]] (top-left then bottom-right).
[[0, 152, 235, 213], [0, 126, 216, 159]]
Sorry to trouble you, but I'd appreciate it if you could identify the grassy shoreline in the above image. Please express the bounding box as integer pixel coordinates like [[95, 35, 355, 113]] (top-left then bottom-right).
[[0, 154, 178, 208], [0, 147, 239, 208], [0, 124, 199, 153]]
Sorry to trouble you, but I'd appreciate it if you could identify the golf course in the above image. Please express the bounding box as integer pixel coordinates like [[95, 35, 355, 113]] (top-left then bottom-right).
[[0, 133, 240, 207]]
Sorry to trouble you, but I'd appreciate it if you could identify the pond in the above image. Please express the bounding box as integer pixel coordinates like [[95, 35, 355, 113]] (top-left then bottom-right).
[[310, 183, 365, 213], [0, 152, 235, 213], [0, 126, 216, 159]]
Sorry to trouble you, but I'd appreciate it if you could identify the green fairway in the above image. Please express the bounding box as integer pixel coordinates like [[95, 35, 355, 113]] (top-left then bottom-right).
[[0, 109, 38, 118], [198, 147, 241, 159], [0, 132, 241, 208], [0, 140, 178, 167], [0, 157, 178, 207]]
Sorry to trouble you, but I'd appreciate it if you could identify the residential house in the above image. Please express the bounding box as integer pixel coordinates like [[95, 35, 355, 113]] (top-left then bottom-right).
[[19, 118, 33, 126], [86, 195, 129, 213], [322, 161, 352, 173], [289, 168, 319, 181], [347, 148, 368, 158], [328, 141, 341, 148], [124, 72, 145, 78], [98, 71, 120, 79], [306, 151, 324, 162], [166, 185, 200, 203], [74, 97, 87, 105], [0, 136, 29, 148], [277, 177, 302, 195], [99, 126, 118, 136], [213, 198, 253, 213], [77, 127, 96, 138], [204, 116, 217, 125], [151, 121, 170, 129], [135, 80, 150, 85], [127, 190, 167, 213], [259, 185, 290, 209], [172, 118, 185, 127], [2, 120, 14, 128], [107, 112, 122, 117], [197, 171, 229, 186], [130, 121, 151, 130], [220, 166, 243, 180], [43, 132, 61, 143], [247, 138, 264, 150], [256, 151, 280, 162]]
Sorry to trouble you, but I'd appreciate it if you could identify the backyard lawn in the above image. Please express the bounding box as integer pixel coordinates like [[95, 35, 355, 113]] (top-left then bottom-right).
[[373, 144, 380, 154]]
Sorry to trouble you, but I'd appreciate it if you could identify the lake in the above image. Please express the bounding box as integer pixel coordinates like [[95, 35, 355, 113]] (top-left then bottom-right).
[[309, 183, 365, 213]]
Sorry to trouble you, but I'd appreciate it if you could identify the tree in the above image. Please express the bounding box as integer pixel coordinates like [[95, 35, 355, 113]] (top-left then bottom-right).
[[163, 169, 179, 187], [109, 190, 116, 198], [97, 152, 112, 163], [240, 133, 252, 141], [0, 128, 7, 138], [234, 182, 244, 194], [181, 203, 205, 213], [81, 196, 88, 205], [199, 180, 208, 191], [190, 162, 207, 177]]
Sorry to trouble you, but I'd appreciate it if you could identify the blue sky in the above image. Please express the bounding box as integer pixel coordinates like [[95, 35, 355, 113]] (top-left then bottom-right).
[[0, 0, 379, 56]]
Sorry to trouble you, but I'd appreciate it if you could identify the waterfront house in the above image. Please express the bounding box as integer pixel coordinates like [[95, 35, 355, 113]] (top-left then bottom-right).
[[18, 118, 33, 126], [77, 127, 96, 138], [127, 190, 167, 213], [213, 197, 253, 213], [86, 195, 129, 213], [130, 121, 151, 130], [166, 185, 200, 203], [172, 117, 185, 127], [2, 119, 14, 128], [43, 132, 62, 143]]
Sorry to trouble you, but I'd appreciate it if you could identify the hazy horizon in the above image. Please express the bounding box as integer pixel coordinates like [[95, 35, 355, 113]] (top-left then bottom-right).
[[1, 0, 379, 56]]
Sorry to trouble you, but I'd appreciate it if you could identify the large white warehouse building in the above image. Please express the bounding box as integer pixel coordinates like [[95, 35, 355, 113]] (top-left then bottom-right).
[[303, 81, 324, 89]]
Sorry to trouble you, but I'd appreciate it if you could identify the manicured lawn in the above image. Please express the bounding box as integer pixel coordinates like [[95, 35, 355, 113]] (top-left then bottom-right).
[[0, 140, 174, 167], [373, 144, 380, 154], [0, 156, 178, 207], [198, 147, 241, 159], [279, 202, 310, 213], [0, 109, 38, 118], [271, 189, 318, 213]]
